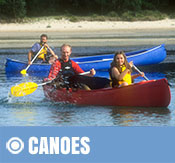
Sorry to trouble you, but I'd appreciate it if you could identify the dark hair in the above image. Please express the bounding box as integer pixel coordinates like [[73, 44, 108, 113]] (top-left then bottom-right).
[[111, 51, 132, 73], [40, 34, 48, 39]]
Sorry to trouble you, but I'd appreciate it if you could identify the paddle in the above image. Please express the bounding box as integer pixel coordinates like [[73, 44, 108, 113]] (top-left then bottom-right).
[[10, 80, 52, 97], [133, 65, 149, 81], [20, 46, 44, 76], [78, 71, 90, 75], [10, 71, 91, 97]]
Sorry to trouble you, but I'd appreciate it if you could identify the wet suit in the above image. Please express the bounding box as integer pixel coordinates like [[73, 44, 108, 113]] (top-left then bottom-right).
[[47, 58, 110, 89]]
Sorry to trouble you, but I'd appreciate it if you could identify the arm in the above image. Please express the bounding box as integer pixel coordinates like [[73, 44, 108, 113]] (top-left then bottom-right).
[[114, 61, 133, 80], [86, 68, 96, 77], [111, 67, 130, 81], [44, 44, 58, 59], [48, 60, 61, 80], [28, 43, 40, 64], [71, 61, 96, 76], [28, 50, 33, 65], [132, 72, 145, 80], [71, 60, 84, 74]]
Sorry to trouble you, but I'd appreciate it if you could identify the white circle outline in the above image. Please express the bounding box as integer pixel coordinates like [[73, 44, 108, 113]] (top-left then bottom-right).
[[6, 137, 24, 154]]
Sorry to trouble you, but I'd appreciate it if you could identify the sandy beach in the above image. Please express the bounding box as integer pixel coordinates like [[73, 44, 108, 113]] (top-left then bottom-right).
[[1, 18, 175, 31], [0, 18, 175, 48]]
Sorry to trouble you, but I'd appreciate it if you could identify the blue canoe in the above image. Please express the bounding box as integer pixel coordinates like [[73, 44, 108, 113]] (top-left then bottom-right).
[[5, 44, 166, 78]]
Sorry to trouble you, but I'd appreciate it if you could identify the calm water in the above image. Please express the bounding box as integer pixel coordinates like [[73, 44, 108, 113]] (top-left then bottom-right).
[[0, 47, 175, 126]]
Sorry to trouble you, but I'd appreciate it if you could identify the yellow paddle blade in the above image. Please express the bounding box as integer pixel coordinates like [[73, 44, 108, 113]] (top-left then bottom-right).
[[20, 69, 27, 75], [10, 82, 38, 97]]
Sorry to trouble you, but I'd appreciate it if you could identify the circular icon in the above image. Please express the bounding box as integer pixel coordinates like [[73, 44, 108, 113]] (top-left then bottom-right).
[[6, 137, 24, 154]]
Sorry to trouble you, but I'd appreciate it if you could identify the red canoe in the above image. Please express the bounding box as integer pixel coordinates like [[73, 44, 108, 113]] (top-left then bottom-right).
[[43, 78, 171, 107]]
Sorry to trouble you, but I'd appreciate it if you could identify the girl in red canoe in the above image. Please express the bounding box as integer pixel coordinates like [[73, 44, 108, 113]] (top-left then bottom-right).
[[109, 51, 144, 87]]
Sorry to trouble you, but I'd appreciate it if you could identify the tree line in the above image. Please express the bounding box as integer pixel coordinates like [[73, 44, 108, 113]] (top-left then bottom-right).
[[0, 0, 175, 19]]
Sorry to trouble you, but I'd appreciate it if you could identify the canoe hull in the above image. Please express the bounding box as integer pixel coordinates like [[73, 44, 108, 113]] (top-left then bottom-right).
[[75, 44, 166, 71], [43, 78, 171, 107], [5, 60, 51, 78], [5, 45, 166, 78]]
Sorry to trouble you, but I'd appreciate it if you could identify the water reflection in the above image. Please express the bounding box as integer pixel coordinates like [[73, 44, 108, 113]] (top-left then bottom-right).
[[48, 105, 112, 126], [0, 103, 37, 126], [0, 49, 175, 126], [110, 107, 171, 126], [48, 103, 76, 125]]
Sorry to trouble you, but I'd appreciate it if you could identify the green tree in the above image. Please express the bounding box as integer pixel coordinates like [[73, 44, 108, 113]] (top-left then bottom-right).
[[0, 0, 6, 4], [0, 0, 26, 18]]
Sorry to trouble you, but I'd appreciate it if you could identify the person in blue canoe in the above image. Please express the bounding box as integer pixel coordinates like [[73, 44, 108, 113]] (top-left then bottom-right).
[[28, 34, 58, 65], [109, 51, 144, 87]]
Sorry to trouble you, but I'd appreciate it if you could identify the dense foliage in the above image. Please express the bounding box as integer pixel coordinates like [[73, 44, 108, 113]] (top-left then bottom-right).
[[0, 0, 175, 19], [0, 0, 26, 18]]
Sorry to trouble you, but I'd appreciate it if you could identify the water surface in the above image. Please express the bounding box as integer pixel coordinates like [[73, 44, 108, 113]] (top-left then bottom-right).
[[0, 47, 175, 126]]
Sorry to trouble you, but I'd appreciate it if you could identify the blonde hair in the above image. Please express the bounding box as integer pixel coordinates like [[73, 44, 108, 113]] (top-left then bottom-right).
[[60, 44, 72, 51]]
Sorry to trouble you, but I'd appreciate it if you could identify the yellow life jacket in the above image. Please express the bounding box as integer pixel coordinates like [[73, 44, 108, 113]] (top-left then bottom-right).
[[118, 65, 132, 85], [37, 44, 48, 60]]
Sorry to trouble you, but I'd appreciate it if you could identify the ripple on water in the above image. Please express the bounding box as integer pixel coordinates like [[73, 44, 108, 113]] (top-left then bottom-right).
[[0, 49, 175, 126]]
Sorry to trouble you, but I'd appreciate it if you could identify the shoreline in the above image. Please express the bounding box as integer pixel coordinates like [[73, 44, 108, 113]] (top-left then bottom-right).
[[1, 18, 175, 32], [0, 18, 175, 48]]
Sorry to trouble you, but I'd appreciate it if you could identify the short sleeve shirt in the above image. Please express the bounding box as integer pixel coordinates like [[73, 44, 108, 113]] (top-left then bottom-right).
[[31, 43, 41, 53], [31, 43, 55, 54]]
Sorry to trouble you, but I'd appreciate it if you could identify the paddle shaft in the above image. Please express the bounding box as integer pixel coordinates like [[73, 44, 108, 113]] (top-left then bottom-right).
[[38, 80, 52, 86], [79, 71, 90, 75], [133, 65, 149, 81], [11, 71, 92, 97], [25, 46, 44, 71], [39, 71, 91, 86]]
